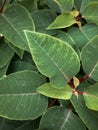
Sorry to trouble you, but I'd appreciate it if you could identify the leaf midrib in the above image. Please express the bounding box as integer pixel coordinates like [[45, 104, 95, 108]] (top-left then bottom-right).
[[32, 37, 70, 82], [84, 93, 98, 99], [60, 109, 71, 130], [1, 14, 26, 45], [0, 92, 38, 96]]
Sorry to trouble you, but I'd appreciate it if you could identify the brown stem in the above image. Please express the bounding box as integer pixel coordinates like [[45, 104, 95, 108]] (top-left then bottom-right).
[[68, 79, 75, 89], [48, 99, 57, 108], [79, 75, 89, 83], [0, 0, 6, 13]]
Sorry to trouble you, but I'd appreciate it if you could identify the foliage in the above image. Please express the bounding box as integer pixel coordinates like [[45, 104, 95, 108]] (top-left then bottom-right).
[[0, 0, 98, 129]]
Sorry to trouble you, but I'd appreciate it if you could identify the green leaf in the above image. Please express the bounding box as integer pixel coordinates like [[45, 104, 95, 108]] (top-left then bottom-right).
[[74, 0, 82, 10], [0, 70, 48, 120], [55, 31, 79, 52], [71, 95, 98, 130], [39, 106, 86, 130], [80, 0, 98, 12], [46, 0, 61, 13], [5, 39, 24, 59], [24, 31, 80, 88], [37, 83, 72, 100], [83, 83, 98, 111], [81, 35, 98, 81], [31, 9, 59, 35], [54, 0, 74, 12], [47, 11, 78, 29], [0, 41, 14, 68], [16, 118, 40, 130], [68, 24, 98, 50], [8, 60, 37, 73], [0, 62, 9, 79], [46, 0, 74, 13], [82, 2, 98, 25], [0, 4, 35, 51], [0, 116, 22, 130], [59, 99, 70, 108], [22, 51, 35, 65], [17, 0, 38, 12]]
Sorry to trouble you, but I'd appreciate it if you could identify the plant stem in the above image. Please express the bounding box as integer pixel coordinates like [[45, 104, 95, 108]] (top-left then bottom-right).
[[79, 75, 89, 83], [68, 79, 75, 89], [48, 99, 57, 108], [0, 0, 6, 13]]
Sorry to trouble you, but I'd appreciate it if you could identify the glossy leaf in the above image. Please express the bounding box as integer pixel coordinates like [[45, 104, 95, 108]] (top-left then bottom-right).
[[37, 83, 72, 100], [83, 83, 98, 111], [31, 9, 58, 35], [82, 2, 98, 25], [39, 106, 86, 130], [0, 4, 35, 51], [71, 95, 98, 130], [24, 31, 80, 88], [47, 11, 78, 29], [81, 35, 98, 81], [0, 70, 48, 120], [0, 41, 14, 68]]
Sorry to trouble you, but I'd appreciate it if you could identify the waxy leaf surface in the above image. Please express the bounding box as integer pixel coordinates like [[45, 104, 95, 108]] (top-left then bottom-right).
[[0, 63, 9, 79], [39, 106, 86, 130], [82, 2, 98, 25], [71, 95, 98, 130], [31, 9, 58, 35], [0, 4, 35, 51], [47, 12, 77, 29], [0, 117, 20, 130], [54, 0, 74, 12], [0, 41, 14, 68], [68, 24, 98, 50], [80, 0, 98, 11], [0, 70, 48, 120], [24, 31, 80, 88], [37, 83, 72, 100], [84, 83, 98, 111], [81, 35, 98, 81]]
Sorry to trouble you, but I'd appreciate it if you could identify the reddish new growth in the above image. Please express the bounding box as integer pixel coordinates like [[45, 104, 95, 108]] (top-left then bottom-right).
[[48, 75, 89, 108], [68, 75, 90, 97], [75, 13, 83, 21], [79, 75, 90, 83]]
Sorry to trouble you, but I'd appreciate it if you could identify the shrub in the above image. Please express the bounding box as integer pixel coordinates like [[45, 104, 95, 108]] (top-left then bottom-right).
[[0, 0, 98, 129]]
